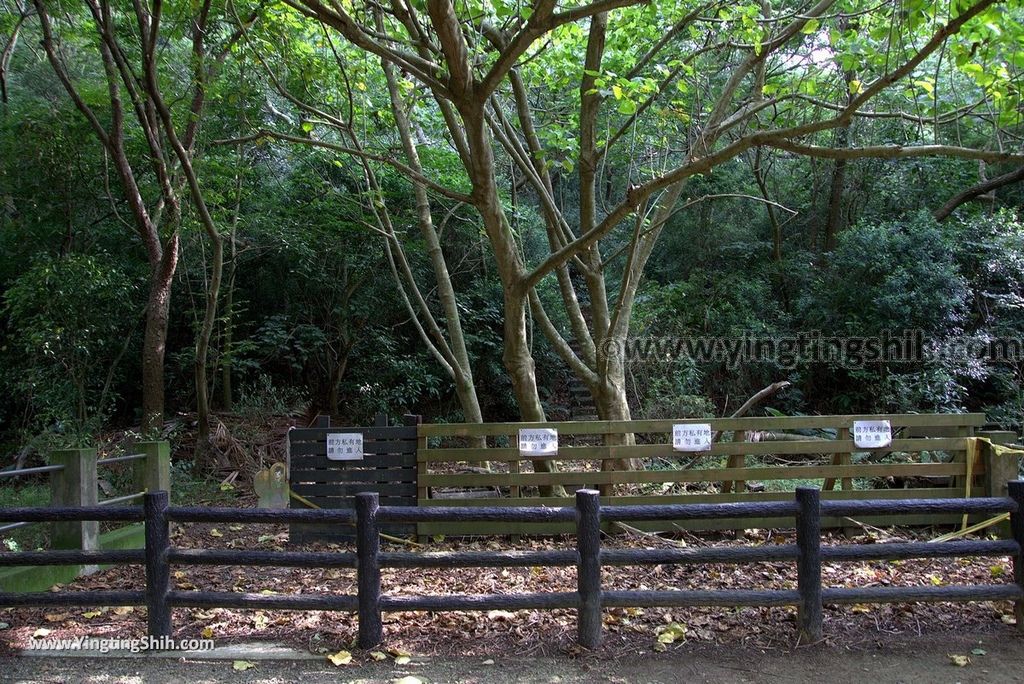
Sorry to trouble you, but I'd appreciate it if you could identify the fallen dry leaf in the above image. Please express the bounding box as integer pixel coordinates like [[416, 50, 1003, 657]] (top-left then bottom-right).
[[487, 610, 516, 621], [657, 623, 687, 644]]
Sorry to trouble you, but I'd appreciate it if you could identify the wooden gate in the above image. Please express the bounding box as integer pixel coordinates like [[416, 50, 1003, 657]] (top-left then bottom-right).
[[287, 414, 420, 543]]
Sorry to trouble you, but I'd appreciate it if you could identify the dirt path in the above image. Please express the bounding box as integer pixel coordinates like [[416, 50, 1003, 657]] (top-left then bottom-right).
[[4, 632, 1023, 683]]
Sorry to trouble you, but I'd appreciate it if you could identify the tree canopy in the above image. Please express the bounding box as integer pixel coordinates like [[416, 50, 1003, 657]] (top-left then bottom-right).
[[0, 0, 1022, 456]]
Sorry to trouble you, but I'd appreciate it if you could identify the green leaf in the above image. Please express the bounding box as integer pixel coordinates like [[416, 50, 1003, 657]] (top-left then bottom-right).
[[913, 79, 934, 95], [801, 18, 820, 34]]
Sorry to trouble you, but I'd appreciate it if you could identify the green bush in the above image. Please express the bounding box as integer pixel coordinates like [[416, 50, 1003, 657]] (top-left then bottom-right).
[[3, 253, 141, 436]]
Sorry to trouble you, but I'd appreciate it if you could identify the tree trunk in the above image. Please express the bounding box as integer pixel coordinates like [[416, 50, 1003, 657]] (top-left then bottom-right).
[[195, 232, 224, 466], [220, 237, 236, 411], [327, 352, 350, 416], [0, 10, 25, 113], [824, 60, 856, 252], [141, 248, 176, 435], [824, 141, 848, 251], [502, 290, 565, 496], [593, 349, 636, 496], [381, 57, 485, 450]]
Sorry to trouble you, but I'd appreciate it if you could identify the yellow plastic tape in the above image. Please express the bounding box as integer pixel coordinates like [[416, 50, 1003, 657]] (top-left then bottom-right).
[[937, 436, 1022, 540]]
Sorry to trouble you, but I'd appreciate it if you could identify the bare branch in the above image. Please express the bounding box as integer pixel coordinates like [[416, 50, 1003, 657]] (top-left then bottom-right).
[[934, 165, 1024, 221], [288, 0, 448, 94], [764, 140, 1024, 163], [217, 130, 474, 204]]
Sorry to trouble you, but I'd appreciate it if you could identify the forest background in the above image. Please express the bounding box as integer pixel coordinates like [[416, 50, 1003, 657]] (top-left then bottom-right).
[[1, 0, 1022, 471]]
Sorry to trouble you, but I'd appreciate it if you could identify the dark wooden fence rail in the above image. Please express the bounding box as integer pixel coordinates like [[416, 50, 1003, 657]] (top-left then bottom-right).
[[1, 484, 1022, 650]]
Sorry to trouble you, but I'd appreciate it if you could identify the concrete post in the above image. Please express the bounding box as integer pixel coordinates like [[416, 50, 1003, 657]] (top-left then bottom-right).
[[133, 441, 171, 495], [49, 447, 98, 553]]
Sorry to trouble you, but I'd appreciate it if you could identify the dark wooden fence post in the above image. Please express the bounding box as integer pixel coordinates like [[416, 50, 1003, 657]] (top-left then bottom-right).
[[356, 492, 382, 648], [795, 487, 822, 643], [144, 490, 172, 638], [576, 489, 602, 649], [1009, 480, 1024, 631]]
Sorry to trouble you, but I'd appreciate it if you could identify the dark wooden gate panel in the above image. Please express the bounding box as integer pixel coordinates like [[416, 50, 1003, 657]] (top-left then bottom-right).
[[288, 414, 420, 543]]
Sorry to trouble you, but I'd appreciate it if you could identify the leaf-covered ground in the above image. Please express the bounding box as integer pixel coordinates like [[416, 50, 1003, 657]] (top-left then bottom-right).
[[1, 518, 1018, 660]]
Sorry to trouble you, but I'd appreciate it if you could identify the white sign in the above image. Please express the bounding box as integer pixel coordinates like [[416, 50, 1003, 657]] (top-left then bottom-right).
[[519, 428, 559, 457], [326, 432, 364, 461], [853, 420, 892, 449], [673, 423, 713, 452]]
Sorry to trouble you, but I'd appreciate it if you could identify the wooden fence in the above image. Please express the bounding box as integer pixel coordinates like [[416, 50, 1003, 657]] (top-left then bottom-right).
[[415, 414, 1015, 536], [0, 486, 1022, 650], [287, 414, 419, 542]]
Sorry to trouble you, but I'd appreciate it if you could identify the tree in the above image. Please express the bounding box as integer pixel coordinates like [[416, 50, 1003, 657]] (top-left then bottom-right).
[[34, 0, 246, 450], [265, 0, 1022, 473], [229, 11, 492, 446], [0, 0, 29, 112], [4, 253, 139, 432]]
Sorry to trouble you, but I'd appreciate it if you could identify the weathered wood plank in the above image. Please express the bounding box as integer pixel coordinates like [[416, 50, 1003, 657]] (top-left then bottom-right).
[[169, 590, 359, 611], [414, 513, 970, 536], [289, 523, 416, 544], [416, 487, 959, 508], [419, 463, 968, 488], [603, 589, 800, 608], [380, 592, 579, 612], [821, 540, 1019, 561], [291, 483, 416, 498], [417, 438, 969, 463], [822, 585, 1022, 604], [290, 441, 416, 457], [412, 488, 969, 535], [418, 414, 986, 438], [289, 426, 418, 440], [291, 453, 416, 469], [289, 468, 417, 484]]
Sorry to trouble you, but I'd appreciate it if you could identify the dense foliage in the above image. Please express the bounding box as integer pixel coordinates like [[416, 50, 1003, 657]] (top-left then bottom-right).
[[0, 0, 1022, 456]]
